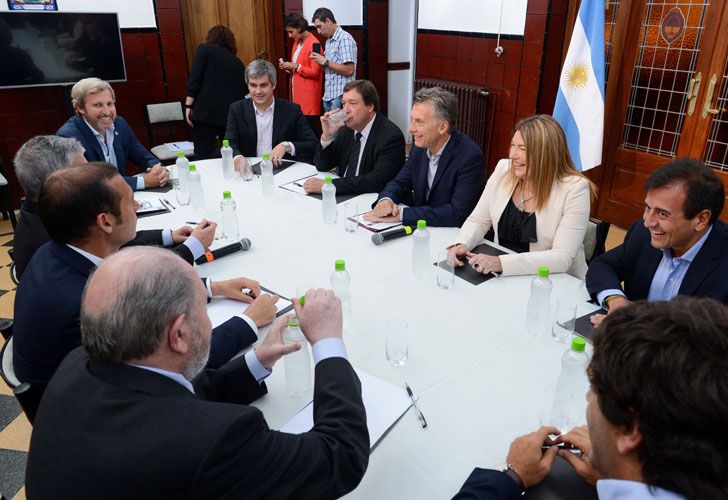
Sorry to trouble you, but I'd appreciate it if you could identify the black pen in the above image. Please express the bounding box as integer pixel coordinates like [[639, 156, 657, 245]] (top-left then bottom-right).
[[185, 221, 200, 225], [163, 198, 175, 209], [293, 182, 305, 188], [405, 383, 427, 428], [542, 443, 582, 456]]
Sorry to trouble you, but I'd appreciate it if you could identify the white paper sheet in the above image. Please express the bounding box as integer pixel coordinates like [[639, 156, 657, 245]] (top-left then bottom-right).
[[279, 173, 340, 195], [279, 369, 414, 448], [207, 296, 293, 329], [349, 204, 408, 232], [164, 141, 194, 151]]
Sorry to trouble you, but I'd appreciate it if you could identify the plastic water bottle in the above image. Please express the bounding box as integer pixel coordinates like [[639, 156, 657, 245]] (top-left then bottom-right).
[[221, 139, 234, 180], [322, 176, 337, 224], [175, 151, 189, 190], [526, 266, 552, 338], [330, 259, 352, 327], [552, 337, 590, 429], [220, 191, 239, 241], [283, 316, 311, 397], [411, 219, 431, 280], [261, 153, 274, 197], [188, 164, 205, 210]]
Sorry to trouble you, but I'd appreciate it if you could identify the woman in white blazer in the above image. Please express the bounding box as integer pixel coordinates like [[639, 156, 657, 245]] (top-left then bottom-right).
[[448, 114, 595, 279]]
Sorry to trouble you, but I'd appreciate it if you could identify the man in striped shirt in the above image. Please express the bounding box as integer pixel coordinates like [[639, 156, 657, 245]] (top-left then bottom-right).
[[310, 7, 357, 112]]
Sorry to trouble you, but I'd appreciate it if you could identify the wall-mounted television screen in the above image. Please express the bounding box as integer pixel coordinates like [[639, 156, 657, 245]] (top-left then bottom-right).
[[0, 12, 126, 89]]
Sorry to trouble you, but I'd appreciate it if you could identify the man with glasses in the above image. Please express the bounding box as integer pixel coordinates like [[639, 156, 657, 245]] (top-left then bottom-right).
[[586, 157, 728, 325]]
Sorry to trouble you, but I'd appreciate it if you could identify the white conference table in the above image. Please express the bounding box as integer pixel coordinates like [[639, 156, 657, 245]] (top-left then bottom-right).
[[135, 159, 601, 499]]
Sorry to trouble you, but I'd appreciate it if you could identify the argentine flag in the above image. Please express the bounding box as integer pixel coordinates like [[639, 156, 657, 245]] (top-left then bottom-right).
[[553, 0, 605, 172]]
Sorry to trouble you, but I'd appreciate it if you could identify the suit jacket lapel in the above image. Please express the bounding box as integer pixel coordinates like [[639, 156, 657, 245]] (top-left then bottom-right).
[[74, 116, 105, 163], [358, 114, 381, 174], [679, 226, 721, 295], [428, 133, 456, 197], [111, 123, 126, 175], [244, 100, 258, 149], [272, 98, 283, 146]]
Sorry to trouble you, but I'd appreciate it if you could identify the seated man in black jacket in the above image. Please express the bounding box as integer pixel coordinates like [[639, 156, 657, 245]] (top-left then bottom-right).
[[306, 79, 405, 195], [27, 247, 369, 499]]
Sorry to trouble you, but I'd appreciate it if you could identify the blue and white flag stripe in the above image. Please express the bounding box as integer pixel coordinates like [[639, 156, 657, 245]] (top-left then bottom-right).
[[553, 0, 605, 172]]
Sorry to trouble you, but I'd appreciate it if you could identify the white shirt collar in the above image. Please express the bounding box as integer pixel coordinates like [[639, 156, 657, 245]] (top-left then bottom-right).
[[82, 117, 114, 139], [427, 135, 450, 161], [129, 364, 195, 394], [66, 244, 104, 266], [357, 113, 376, 139], [254, 98, 275, 116]]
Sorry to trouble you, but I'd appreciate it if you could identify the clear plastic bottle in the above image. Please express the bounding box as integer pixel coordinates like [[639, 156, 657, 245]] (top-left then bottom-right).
[[261, 152, 274, 197], [188, 164, 205, 210], [322, 176, 337, 224], [411, 219, 431, 280], [283, 316, 311, 397], [220, 191, 239, 241], [526, 266, 552, 338], [175, 151, 189, 191], [330, 259, 351, 327], [552, 337, 590, 429], [221, 139, 234, 180]]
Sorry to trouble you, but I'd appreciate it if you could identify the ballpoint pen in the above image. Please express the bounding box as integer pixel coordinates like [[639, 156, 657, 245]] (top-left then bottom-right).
[[163, 198, 175, 209], [405, 383, 427, 428]]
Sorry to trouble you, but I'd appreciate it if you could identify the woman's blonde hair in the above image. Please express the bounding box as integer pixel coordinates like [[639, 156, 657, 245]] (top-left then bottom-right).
[[506, 114, 596, 211]]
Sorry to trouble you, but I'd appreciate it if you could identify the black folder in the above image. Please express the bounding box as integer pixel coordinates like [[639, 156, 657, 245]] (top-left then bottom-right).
[[436, 242, 507, 286]]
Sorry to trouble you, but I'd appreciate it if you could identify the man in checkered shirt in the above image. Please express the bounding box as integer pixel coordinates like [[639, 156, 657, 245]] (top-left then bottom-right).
[[310, 7, 357, 112]]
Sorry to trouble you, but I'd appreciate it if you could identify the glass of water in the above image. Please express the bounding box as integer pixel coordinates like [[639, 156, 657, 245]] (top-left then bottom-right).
[[173, 178, 190, 206], [385, 319, 408, 367], [344, 201, 359, 232], [539, 384, 572, 432], [240, 157, 254, 181], [552, 299, 577, 343], [436, 250, 455, 289]]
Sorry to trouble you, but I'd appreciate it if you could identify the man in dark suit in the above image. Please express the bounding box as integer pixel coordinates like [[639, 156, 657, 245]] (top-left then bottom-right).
[[586, 157, 728, 326], [13, 164, 278, 422], [305, 79, 405, 195], [454, 297, 728, 499], [12, 137, 211, 278], [56, 77, 169, 191], [26, 247, 369, 499], [365, 87, 485, 228], [224, 59, 317, 168]]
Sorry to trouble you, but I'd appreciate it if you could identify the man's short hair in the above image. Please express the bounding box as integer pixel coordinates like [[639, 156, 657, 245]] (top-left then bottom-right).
[[413, 86, 458, 134], [644, 157, 725, 224], [284, 12, 309, 32], [13, 136, 85, 202], [312, 7, 336, 24], [81, 247, 199, 364], [245, 59, 276, 86], [343, 80, 379, 113], [71, 77, 115, 109], [591, 297, 728, 499], [39, 162, 122, 245]]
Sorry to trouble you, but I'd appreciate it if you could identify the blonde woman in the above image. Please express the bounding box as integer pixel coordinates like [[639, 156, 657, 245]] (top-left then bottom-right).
[[448, 114, 595, 279]]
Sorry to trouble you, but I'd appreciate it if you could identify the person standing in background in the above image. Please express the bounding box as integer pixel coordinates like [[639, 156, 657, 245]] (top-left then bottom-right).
[[279, 13, 323, 135], [185, 26, 246, 160], [309, 7, 356, 112]]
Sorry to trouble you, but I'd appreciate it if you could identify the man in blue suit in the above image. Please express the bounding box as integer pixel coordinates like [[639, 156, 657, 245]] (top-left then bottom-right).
[[586, 157, 728, 326], [56, 77, 169, 191], [13, 163, 278, 422], [364, 86, 485, 228]]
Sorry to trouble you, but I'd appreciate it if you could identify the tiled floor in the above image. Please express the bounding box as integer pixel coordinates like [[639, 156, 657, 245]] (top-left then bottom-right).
[[0, 217, 627, 499]]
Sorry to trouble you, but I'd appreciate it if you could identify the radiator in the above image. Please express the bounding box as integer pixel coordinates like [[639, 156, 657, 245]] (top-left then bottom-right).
[[413, 78, 492, 160]]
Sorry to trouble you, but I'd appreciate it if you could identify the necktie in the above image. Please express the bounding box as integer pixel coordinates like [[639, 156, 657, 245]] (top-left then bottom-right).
[[344, 132, 363, 178]]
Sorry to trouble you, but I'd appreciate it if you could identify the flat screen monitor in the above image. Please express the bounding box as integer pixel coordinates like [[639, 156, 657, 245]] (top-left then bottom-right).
[[0, 11, 126, 89]]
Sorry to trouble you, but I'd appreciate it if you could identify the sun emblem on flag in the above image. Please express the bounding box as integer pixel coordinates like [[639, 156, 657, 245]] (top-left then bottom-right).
[[563, 61, 590, 91]]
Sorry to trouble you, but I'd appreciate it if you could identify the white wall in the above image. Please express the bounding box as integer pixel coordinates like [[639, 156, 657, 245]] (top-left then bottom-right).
[[302, 0, 363, 25], [387, 0, 417, 141], [0, 0, 157, 28], [417, 0, 527, 36]]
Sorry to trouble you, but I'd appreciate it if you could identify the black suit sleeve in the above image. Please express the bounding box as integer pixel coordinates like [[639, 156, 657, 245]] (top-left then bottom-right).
[[290, 106, 318, 161], [224, 103, 245, 158], [585, 220, 641, 301], [190, 357, 369, 500], [186, 44, 207, 97], [453, 468, 523, 500], [123, 230, 195, 265], [205, 317, 258, 369], [193, 352, 267, 405]]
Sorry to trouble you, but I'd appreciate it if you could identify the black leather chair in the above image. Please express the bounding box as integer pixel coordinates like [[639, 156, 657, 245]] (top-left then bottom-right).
[[0, 331, 43, 424]]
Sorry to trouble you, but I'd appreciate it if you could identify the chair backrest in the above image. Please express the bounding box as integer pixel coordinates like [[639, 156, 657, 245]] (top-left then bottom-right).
[[0, 336, 21, 388], [146, 102, 184, 124], [583, 218, 611, 263]]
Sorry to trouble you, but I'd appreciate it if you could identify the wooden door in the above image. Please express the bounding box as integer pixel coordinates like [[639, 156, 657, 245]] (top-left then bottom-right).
[[596, 0, 728, 228]]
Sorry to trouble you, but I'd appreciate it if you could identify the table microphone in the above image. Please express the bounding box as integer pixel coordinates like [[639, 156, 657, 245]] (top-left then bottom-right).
[[195, 238, 252, 264], [371, 226, 413, 245]]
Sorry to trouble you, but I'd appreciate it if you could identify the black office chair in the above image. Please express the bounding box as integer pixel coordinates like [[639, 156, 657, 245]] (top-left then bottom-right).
[[584, 217, 611, 264], [0, 332, 42, 424]]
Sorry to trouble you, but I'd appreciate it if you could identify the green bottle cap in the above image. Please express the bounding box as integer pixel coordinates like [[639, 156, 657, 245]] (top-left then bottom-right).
[[262, 153, 270, 160], [537, 266, 549, 278], [571, 337, 586, 352], [417, 219, 426, 229], [223, 191, 232, 199], [299, 295, 305, 307], [335, 259, 345, 271], [189, 164, 197, 172], [325, 176, 333, 184], [222, 139, 230, 147], [177, 151, 185, 158]]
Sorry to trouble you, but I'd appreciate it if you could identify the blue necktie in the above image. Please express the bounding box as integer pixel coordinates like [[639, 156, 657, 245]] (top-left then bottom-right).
[[344, 132, 363, 178]]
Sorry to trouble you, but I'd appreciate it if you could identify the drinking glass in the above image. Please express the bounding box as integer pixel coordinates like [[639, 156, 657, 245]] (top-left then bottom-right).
[[173, 178, 190, 206], [385, 319, 408, 367], [327, 108, 346, 123], [539, 384, 572, 432], [436, 250, 455, 289], [552, 299, 577, 343], [344, 201, 359, 233], [240, 157, 254, 181]]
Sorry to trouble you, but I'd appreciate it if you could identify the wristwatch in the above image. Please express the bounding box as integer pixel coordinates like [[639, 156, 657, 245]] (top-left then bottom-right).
[[502, 464, 525, 493], [282, 141, 293, 154], [324, 59, 330, 68]]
